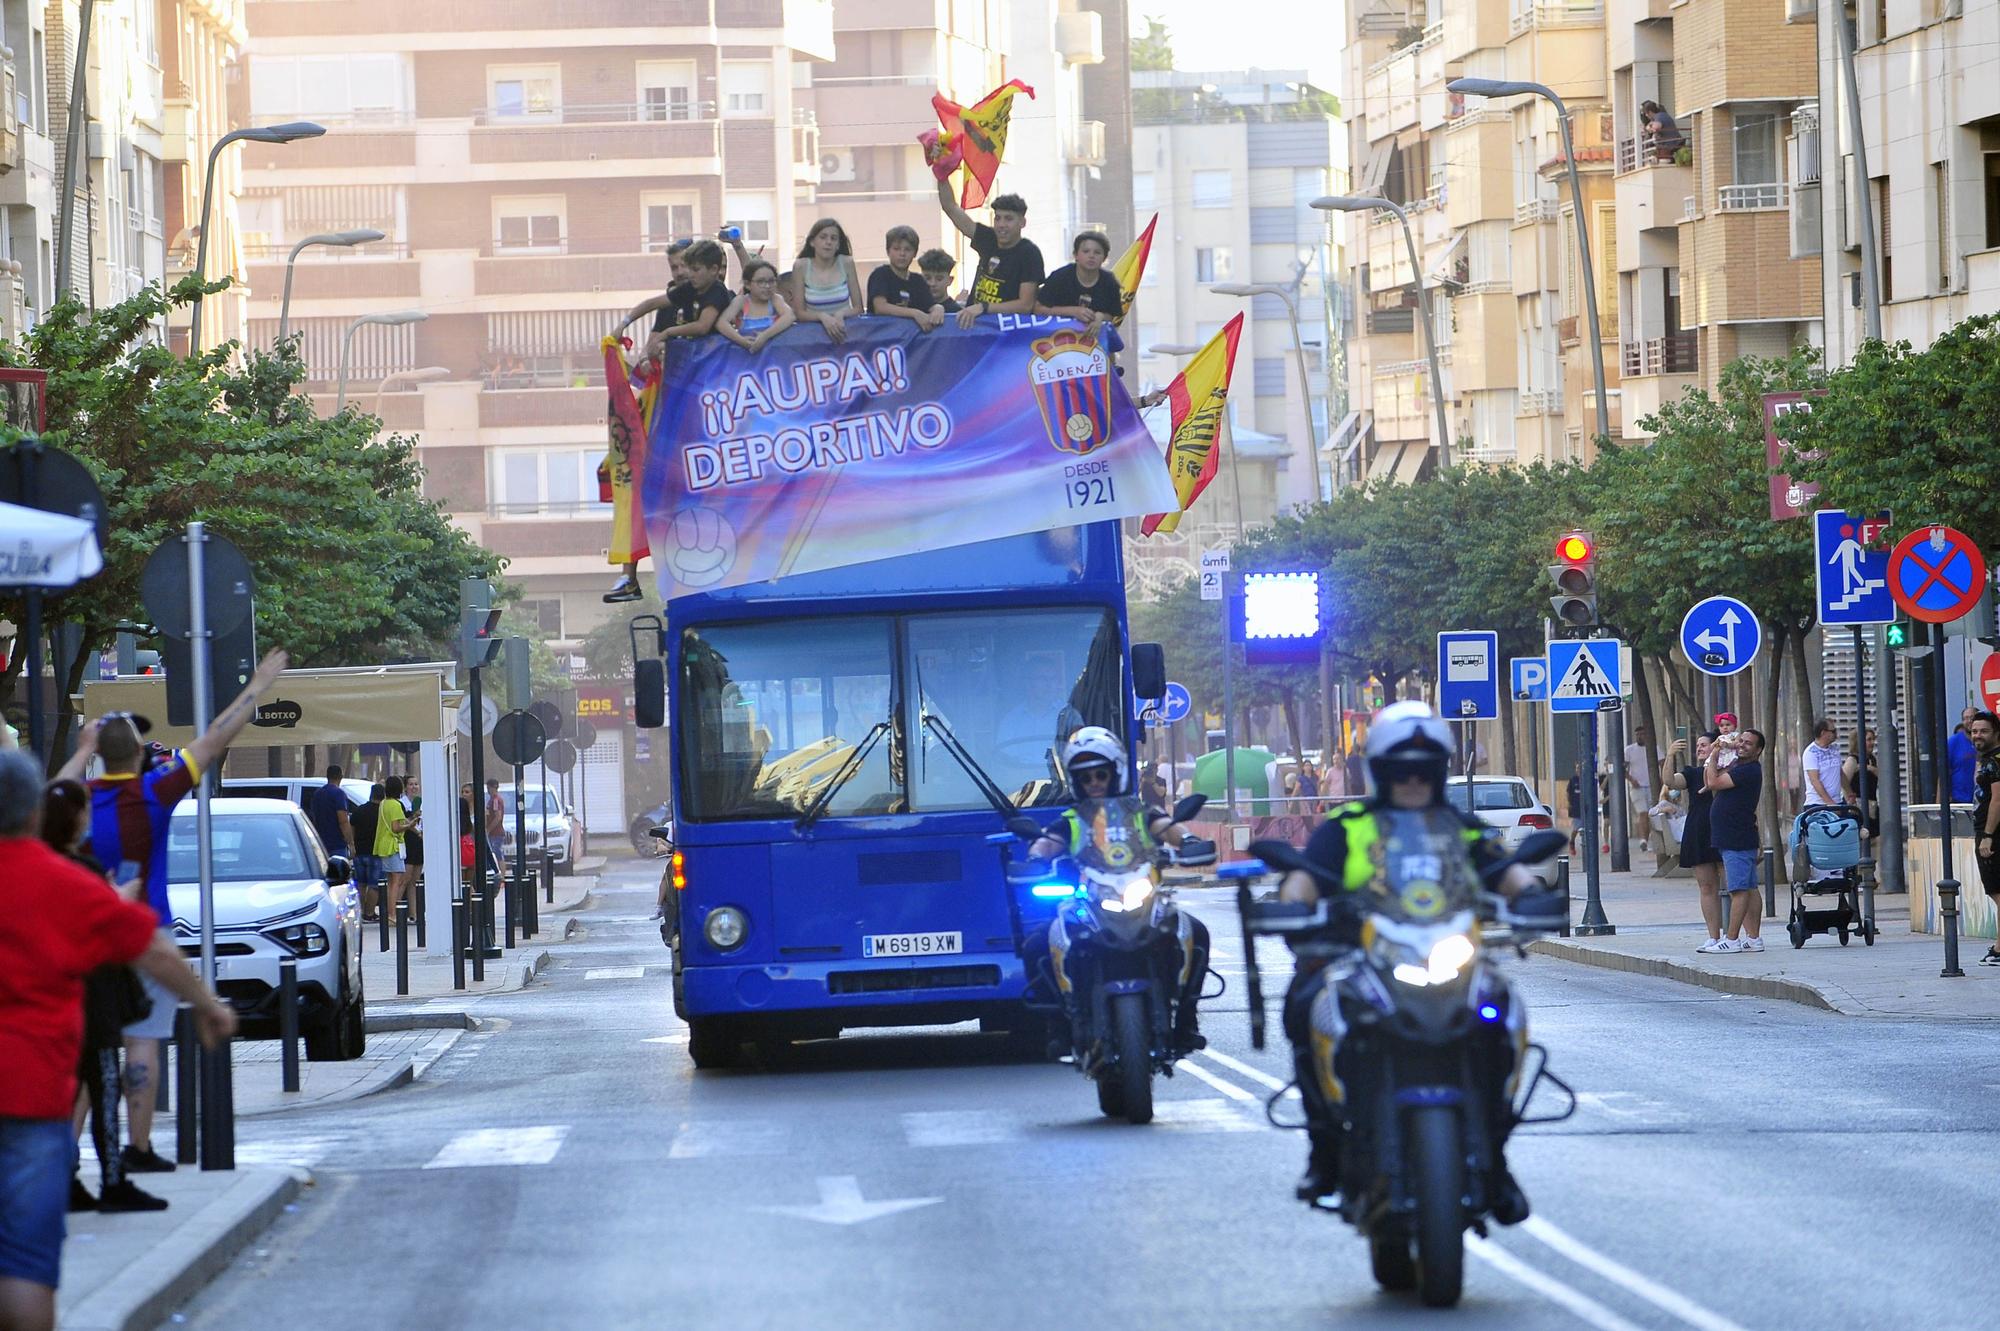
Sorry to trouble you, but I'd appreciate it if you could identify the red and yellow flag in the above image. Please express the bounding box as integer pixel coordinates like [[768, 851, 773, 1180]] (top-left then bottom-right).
[[601, 336, 652, 566], [930, 79, 1035, 209], [1141, 314, 1244, 537], [1110, 214, 1156, 326]]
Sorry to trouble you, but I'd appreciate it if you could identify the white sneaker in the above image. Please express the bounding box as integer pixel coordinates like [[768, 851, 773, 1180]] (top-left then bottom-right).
[[1695, 938, 1727, 954], [1712, 938, 1745, 953], [1740, 937, 1766, 953]]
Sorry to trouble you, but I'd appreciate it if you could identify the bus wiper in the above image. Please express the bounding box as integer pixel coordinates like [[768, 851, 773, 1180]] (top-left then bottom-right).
[[920, 709, 1019, 820], [795, 721, 891, 834]]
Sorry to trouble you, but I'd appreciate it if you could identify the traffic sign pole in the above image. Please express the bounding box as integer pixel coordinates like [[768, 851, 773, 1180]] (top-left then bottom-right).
[[1576, 711, 1612, 936], [1932, 621, 1965, 978], [1850, 625, 1877, 942]]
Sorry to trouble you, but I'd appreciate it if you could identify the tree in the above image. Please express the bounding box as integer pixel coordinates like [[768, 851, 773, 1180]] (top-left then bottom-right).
[[0, 280, 502, 757], [1131, 17, 1179, 123]]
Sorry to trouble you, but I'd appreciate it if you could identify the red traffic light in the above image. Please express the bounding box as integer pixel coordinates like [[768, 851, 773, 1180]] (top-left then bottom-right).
[[1555, 531, 1594, 564]]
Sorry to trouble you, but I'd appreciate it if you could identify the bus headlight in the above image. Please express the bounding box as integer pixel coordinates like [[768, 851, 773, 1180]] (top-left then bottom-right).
[[703, 906, 748, 951]]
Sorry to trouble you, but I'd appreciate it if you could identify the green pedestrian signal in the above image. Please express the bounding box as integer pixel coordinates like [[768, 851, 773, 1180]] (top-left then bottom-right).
[[1885, 620, 1907, 649]]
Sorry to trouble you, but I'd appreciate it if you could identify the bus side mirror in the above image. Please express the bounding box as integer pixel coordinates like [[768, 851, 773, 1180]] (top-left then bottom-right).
[[1131, 642, 1166, 703], [634, 659, 665, 729]]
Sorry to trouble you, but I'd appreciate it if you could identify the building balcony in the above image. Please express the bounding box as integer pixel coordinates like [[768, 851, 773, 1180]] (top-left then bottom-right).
[[244, 257, 422, 303], [1678, 209, 1819, 324], [833, 0, 943, 30], [478, 386, 606, 430], [241, 128, 418, 175], [1615, 157, 1693, 259], [1509, 2, 1604, 36], [246, 0, 786, 40], [1517, 388, 1562, 417], [469, 114, 723, 171], [1614, 136, 1689, 175], [1620, 332, 1698, 376], [1786, 0, 1815, 22], [1717, 181, 1790, 212], [473, 248, 666, 298]]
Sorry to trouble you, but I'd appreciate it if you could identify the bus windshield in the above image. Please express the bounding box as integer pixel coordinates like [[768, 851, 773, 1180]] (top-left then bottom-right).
[[678, 607, 1124, 821]]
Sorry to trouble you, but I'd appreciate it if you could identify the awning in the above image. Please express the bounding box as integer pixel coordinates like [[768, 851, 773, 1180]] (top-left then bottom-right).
[[1357, 138, 1394, 195], [1394, 441, 1430, 483], [0, 502, 102, 587], [81, 664, 463, 746], [1429, 229, 1467, 286]]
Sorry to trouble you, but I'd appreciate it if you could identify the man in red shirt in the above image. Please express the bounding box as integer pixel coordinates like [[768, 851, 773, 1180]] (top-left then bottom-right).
[[0, 751, 237, 1331]]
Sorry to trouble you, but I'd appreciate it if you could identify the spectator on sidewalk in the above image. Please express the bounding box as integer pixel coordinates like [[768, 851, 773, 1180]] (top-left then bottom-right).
[[375, 775, 416, 924], [1704, 728, 1767, 953], [58, 649, 286, 1182], [1843, 728, 1881, 841], [1949, 706, 1978, 804], [1665, 734, 1725, 951], [351, 784, 385, 921], [306, 765, 354, 861], [0, 751, 237, 1331], [1625, 723, 1655, 849], [1799, 717, 1848, 885], [1969, 711, 2000, 967], [484, 779, 506, 870]]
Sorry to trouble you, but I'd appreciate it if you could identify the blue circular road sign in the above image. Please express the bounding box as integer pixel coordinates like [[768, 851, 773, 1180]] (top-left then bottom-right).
[[1679, 596, 1762, 677], [1154, 681, 1192, 724]]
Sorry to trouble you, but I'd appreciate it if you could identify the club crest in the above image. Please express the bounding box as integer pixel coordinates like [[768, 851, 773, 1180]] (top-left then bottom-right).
[[1027, 329, 1113, 455]]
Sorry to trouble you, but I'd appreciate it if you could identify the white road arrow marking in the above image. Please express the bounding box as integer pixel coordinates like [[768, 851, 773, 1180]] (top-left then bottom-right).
[[1692, 608, 1740, 660], [753, 1175, 942, 1226]]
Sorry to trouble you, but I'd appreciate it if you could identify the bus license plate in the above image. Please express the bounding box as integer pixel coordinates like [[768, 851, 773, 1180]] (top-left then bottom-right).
[[862, 931, 962, 959]]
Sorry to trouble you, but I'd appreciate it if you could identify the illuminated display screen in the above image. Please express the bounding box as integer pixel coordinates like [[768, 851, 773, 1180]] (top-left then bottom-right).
[[1242, 572, 1322, 640]]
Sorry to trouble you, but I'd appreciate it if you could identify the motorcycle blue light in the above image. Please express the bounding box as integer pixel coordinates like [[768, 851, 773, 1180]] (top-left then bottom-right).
[[1030, 882, 1078, 898], [1478, 1004, 1501, 1022]]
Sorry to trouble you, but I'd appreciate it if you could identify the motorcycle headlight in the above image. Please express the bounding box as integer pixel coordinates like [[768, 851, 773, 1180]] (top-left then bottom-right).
[[1427, 932, 1476, 982], [1096, 874, 1155, 914]]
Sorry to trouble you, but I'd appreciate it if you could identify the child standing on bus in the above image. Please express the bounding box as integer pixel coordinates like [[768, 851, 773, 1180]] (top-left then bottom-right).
[[641, 239, 733, 363], [717, 259, 796, 353], [1036, 232, 1123, 330], [868, 226, 944, 331], [917, 249, 961, 313]]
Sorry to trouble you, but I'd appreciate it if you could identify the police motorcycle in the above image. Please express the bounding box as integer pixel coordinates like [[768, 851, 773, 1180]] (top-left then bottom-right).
[[993, 790, 1217, 1124], [1220, 829, 1574, 1308]]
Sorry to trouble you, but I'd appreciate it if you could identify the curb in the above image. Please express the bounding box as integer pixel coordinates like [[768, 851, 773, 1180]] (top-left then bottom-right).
[[1530, 939, 1846, 1013], [501, 948, 552, 992], [366, 1009, 479, 1032], [59, 1168, 305, 1331], [237, 1028, 465, 1117]]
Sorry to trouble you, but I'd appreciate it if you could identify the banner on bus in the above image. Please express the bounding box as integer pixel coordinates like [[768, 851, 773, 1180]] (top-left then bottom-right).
[[643, 316, 1176, 597]]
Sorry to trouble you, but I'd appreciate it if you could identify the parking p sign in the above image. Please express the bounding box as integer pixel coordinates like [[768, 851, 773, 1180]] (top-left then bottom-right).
[[1512, 656, 1548, 702]]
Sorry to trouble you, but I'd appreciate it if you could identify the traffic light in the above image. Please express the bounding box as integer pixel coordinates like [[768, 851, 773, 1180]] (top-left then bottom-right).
[[1549, 530, 1599, 631], [458, 578, 501, 670], [1885, 618, 1908, 650]]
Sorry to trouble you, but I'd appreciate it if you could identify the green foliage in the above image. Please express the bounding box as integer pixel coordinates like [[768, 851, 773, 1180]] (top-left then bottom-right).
[[0, 279, 501, 736], [578, 587, 663, 682]]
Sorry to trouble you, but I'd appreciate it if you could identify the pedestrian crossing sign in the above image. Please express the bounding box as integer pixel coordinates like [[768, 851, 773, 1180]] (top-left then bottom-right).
[[1547, 639, 1622, 713]]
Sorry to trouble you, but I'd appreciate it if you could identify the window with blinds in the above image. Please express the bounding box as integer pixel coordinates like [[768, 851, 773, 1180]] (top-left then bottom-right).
[[249, 317, 417, 382]]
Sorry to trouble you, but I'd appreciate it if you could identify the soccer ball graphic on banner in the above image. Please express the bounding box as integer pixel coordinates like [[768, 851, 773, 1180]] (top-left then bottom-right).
[[666, 505, 738, 588]]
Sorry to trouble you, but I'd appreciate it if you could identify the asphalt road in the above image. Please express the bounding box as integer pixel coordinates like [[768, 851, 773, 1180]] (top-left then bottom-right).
[[171, 855, 2000, 1330]]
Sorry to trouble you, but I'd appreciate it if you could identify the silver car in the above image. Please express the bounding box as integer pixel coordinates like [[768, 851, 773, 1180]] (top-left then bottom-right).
[[497, 783, 577, 874], [165, 798, 366, 1061], [1445, 776, 1562, 888]]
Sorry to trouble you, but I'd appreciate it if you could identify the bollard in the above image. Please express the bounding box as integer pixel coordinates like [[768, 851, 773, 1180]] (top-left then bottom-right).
[[155, 1035, 170, 1113], [174, 1006, 198, 1165], [522, 863, 539, 940], [396, 899, 412, 995], [542, 852, 555, 905], [1939, 877, 1964, 977], [470, 877, 487, 984], [278, 958, 301, 1093], [1762, 846, 1777, 920], [451, 891, 466, 992], [1556, 855, 1572, 939], [504, 862, 518, 951], [378, 875, 391, 953], [413, 871, 427, 950]]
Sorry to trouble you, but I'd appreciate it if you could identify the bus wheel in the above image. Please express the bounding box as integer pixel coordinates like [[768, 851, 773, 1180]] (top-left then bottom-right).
[[687, 1019, 739, 1070]]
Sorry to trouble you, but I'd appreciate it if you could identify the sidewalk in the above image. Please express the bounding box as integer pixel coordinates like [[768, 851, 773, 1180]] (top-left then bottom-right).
[[57, 1167, 305, 1331], [1533, 863, 1998, 1018]]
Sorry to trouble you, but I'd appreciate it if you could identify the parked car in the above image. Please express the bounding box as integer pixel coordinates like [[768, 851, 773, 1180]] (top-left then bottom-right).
[[164, 798, 365, 1061], [220, 777, 375, 853], [497, 782, 579, 874], [629, 800, 671, 857], [1444, 776, 1561, 887]]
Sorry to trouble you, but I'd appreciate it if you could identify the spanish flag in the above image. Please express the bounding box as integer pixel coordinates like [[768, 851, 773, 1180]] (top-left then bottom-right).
[[600, 336, 652, 566], [931, 79, 1035, 209], [1142, 314, 1244, 537], [1110, 215, 1156, 326]]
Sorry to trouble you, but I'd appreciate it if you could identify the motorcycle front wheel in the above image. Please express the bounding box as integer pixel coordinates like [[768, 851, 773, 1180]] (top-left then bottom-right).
[[1407, 1104, 1465, 1308], [1111, 991, 1154, 1125]]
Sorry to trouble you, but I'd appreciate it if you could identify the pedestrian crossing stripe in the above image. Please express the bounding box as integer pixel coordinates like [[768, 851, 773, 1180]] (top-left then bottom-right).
[[1550, 643, 1618, 699]]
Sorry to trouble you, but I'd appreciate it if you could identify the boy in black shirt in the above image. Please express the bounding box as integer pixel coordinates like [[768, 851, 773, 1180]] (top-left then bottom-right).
[[918, 249, 961, 313], [867, 225, 943, 331], [936, 180, 1044, 327], [641, 239, 732, 361], [1036, 231, 1123, 329]]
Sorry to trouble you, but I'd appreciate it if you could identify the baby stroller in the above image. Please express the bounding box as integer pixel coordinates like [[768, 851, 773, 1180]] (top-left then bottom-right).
[[1786, 804, 1876, 948]]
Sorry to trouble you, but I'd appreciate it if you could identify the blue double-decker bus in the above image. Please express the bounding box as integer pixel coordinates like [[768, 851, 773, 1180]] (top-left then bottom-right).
[[645, 520, 1161, 1068]]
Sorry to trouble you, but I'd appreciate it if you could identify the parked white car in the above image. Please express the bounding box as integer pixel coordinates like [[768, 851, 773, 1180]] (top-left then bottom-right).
[[1444, 776, 1562, 888], [165, 798, 366, 1061], [498, 782, 578, 874]]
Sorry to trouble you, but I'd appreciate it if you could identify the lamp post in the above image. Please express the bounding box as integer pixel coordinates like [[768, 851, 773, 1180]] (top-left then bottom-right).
[[188, 121, 325, 353], [1210, 282, 1326, 492], [1309, 195, 1452, 470], [1449, 77, 1627, 871], [1447, 78, 1610, 448], [336, 310, 428, 412], [279, 228, 387, 344], [373, 365, 451, 418]]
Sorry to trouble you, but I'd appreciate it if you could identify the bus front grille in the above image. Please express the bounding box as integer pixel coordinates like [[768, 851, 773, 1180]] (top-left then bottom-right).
[[855, 851, 962, 886], [827, 964, 1001, 995]]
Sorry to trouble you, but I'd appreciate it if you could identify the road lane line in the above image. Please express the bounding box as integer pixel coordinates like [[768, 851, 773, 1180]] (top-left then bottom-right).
[[422, 1125, 569, 1169], [1466, 1236, 1648, 1331], [1174, 1058, 1258, 1102], [668, 1120, 790, 1158], [584, 966, 646, 980], [1520, 1217, 1752, 1331], [1152, 1098, 1261, 1132], [1195, 1048, 1289, 1092], [903, 1110, 1022, 1147]]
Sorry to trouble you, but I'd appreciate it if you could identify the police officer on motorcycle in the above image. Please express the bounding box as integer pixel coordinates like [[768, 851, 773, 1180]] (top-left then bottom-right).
[[1274, 702, 1547, 1223], [1025, 727, 1212, 1054]]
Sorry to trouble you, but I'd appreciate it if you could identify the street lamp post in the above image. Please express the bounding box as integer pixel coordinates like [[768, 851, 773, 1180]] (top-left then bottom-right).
[[1449, 77, 1629, 873], [1148, 339, 1251, 820], [373, 365, 451, 418], [188, 122, 326, 353], [1309, 196, 1452, 470], [336, 311, 428, 412], [279, 229, 387, 344], [1210, 282, 1325, 488]]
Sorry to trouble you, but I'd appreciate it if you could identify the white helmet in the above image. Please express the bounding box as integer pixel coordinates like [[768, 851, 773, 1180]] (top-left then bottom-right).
[[1062, 725, 1127, 794], [1365, 701, 1453, 801]]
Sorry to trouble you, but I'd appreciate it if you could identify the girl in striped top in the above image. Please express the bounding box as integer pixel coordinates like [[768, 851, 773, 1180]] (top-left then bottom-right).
[[787, 217, 863, 343]]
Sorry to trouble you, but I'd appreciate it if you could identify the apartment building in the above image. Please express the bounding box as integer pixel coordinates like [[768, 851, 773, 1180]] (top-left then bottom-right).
[[0, 0, 55, 333], [1124, 69, 1337, 598], [162, 0, 250, 353], [62, 0, 171, 316], [1813, 0, 2000, 367]]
